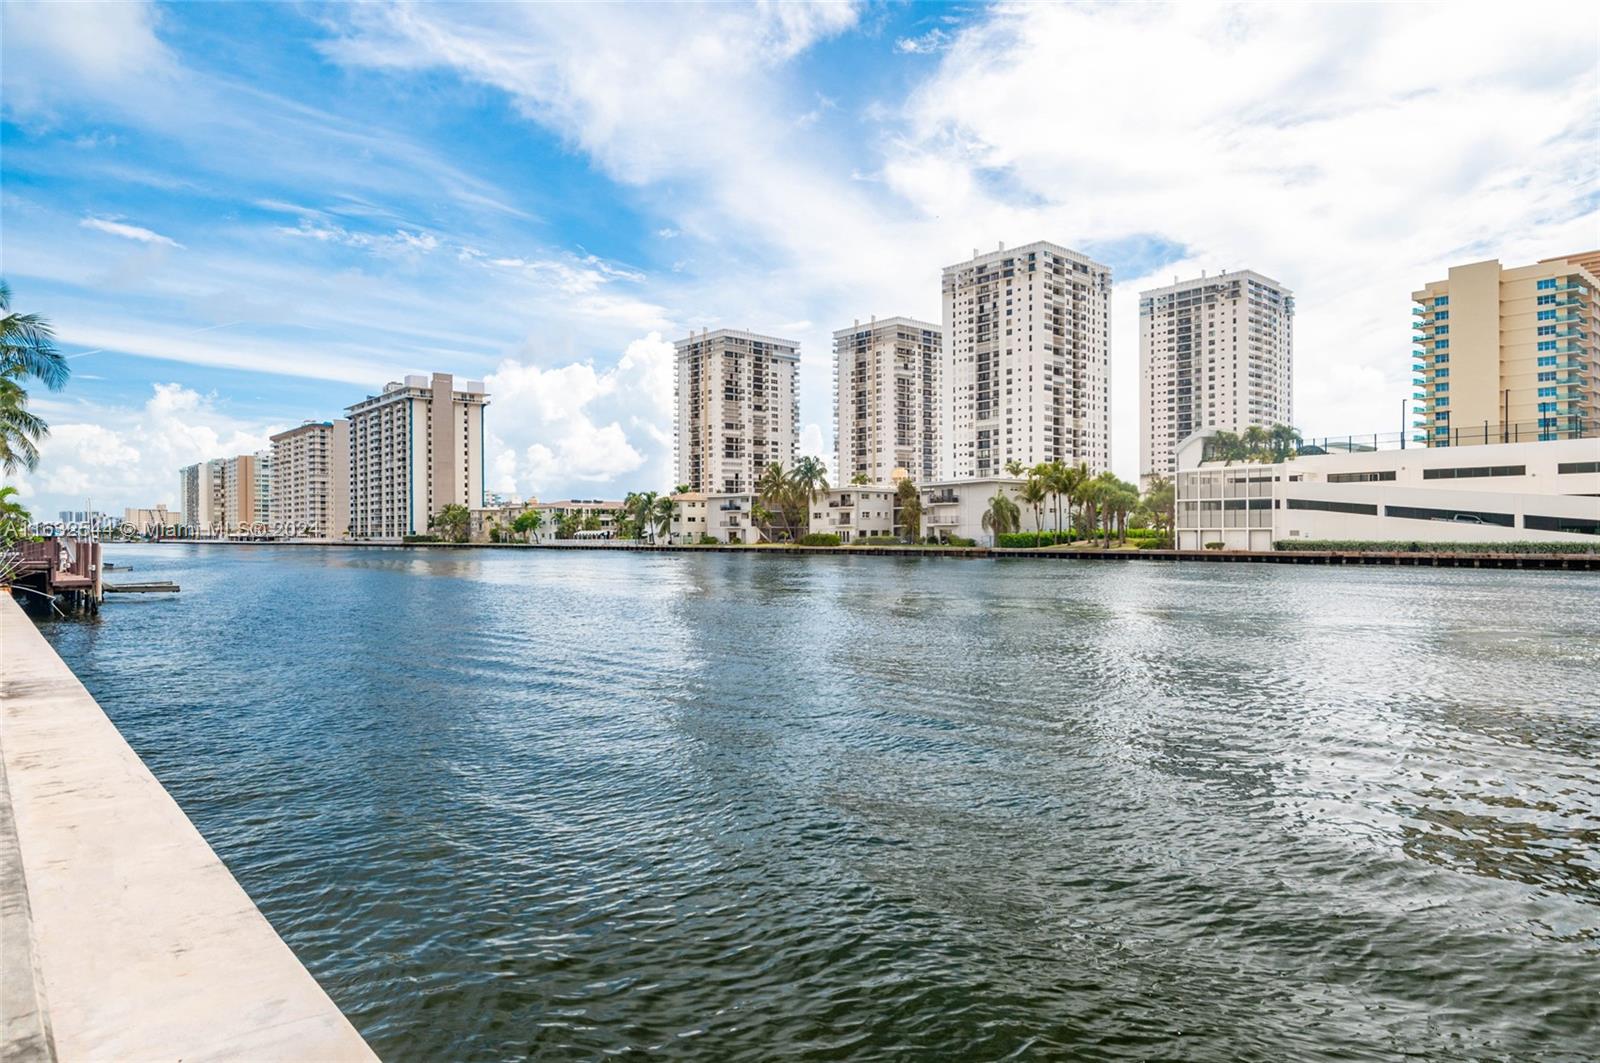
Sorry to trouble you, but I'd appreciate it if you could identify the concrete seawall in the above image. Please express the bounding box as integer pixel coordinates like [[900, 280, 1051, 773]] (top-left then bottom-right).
[[0, 596, 376, 1061]]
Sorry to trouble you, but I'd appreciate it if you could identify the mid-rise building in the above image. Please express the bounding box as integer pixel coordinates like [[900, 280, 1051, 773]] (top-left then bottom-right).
[[1139, 270, 1294, 483], [270, 420, 350, 538], [920, 476, 1028, 545], [122, 505, 174, 536], [1174, 430, 1599, 549], [833, 317, 942, 484], [675, 329, 799, 494], [1412, 252, 1599, 447], [178, 459, 225, 531], [807, 485, 897, 544], [941, 242, 1112, 479], [347, 373, 489, 539]]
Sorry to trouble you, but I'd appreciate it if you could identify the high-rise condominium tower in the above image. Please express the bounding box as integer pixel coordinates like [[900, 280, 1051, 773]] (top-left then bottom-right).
[[674, 329, 799, 494], [940, 241, 1111, 479], [178, 459, 225, 529], [1139, 270, 1294, 482], [1412, 252, 1599, 447], [346, 373, 488, 538], [270, 419, 351, 538], [833, 317, 942, 484], [221, 451, 272, 532]]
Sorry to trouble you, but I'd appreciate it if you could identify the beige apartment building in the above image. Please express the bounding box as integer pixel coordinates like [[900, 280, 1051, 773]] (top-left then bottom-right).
[[941, 242, 1112, 480], [1412, 252, 1599, 447], [1139, 270, 1294, 484], [675, 329, 799, 494], [347, 373, 488, 539], [833, 317, 942, 484], [269, 419, 350, 538]]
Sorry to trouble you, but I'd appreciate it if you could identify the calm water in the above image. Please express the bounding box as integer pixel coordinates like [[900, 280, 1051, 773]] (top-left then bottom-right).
[[34, 545, 1600, 1061]]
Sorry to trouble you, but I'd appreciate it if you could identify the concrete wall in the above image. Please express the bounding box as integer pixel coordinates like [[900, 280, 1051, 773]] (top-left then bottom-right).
[[0, 597, 375, 1062]]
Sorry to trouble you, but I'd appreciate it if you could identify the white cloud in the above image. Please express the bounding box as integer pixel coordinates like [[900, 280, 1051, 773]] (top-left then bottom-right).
[[0, 0, 175, 115], [80, 216, 183, 248], [483, 332, 677, 498], [10, 383, 278, 517]]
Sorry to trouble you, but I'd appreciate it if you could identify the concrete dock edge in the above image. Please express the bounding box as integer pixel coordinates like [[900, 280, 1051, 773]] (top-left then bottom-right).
[[0, 595, 377, 1062]]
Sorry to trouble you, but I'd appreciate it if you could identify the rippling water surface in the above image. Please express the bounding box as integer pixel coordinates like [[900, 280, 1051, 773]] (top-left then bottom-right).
[[36, 545, 1600, 1060]]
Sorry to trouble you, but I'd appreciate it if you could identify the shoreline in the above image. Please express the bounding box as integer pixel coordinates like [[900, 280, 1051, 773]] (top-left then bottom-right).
[[111, 539, 1600, 570]]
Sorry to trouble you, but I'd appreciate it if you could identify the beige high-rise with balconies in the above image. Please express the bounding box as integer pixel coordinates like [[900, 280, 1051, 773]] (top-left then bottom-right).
[[221, 452, 271, 534], [833, 317, 942, 484], [1412, 252, 1599, 447], [270, 420, 350, 538], [346, 373, 488, 538], [674, 329, 799, 494], [1139, 270, 1294, 484], [940, 241, 1111, 479]]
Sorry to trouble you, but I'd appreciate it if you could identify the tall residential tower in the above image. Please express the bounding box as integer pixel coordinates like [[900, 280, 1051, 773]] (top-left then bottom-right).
[[940, 242, 1111, 479], [674, 329, 799, 494], [1412, 252, 1598, 447], [346, 373, 488, 538], [833, 317, 942, 484], [270, 419, 351, 538], [1139, 270, 1294, 482]]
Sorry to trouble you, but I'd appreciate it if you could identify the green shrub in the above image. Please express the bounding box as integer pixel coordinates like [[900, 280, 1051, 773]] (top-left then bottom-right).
[[488, 527, 503, 543], [1137, 536, 1173, 550], [402, 534, 442, 543], [1203, 541, 1225, 551], [697, 534, 720, 545], [997, 531, 1078, 548], [795, 532, 842, 547], [1273, 539, 1598, 555], [943, 535, 977, 547], [857, 535, 902, 545]]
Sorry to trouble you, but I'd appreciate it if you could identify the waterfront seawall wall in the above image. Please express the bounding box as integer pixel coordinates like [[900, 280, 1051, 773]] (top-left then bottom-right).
[[0, 596, 375, 1062]]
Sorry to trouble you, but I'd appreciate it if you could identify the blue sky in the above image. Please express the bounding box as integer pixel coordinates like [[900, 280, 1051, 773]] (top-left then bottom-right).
[[3, 1, 1596, 518]]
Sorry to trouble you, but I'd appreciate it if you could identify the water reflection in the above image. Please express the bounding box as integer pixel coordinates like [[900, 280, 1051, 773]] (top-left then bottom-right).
[[35, 545, 1600, 1061]]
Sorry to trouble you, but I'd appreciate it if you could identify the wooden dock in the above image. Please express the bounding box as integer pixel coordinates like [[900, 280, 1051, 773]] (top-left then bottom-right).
[[4, 540, 102, 612]]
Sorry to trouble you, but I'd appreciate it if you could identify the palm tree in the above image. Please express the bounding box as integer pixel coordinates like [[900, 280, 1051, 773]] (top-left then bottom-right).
[[1004, 459, 1026, 477], [631, 490, 659, 542], [511, 508, 543, 543], [1045, 461, 1087, 538], [1018, 474, 1048, 547], [1241, 425, 1271, 463], [792, 455, 829, 508], [1206, 429, 1247, 466], [1, 282, 68, 474], [850, 472, 870, 485], [652, 493, 675, 544], [980, 491, 1020, 546], [756, 462, 796, 540], [429, 503, 471, 543], [1142, 475, 1175, 539], [895, 477, 922, 541], [1268, 423, 1302, 463]]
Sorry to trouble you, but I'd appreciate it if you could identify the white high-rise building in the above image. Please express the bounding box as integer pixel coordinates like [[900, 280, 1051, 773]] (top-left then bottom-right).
[[346, 373, 488, 539], [833, 317, 942, 484], [270, 419, 350, 538], [1139, 270, 1294, 482], [674, 329, 799, 494], [941, 241, 1112, 479]]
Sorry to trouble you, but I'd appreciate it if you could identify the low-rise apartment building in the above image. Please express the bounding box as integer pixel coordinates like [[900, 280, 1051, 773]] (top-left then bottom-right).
[[809, 486, 896, 543], [1175, 432, 1599, 549], [920, 477, 1027, 545], [667, 492, 710, 543]]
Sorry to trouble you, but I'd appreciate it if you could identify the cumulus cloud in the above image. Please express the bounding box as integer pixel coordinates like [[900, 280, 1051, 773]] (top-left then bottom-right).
[[484, 332, 677, 498], [80, 216, 183, 248], [11, 383, 279, 516]]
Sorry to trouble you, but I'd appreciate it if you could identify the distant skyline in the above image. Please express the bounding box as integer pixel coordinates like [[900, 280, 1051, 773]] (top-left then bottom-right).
[[2, 1, 1596, 518]]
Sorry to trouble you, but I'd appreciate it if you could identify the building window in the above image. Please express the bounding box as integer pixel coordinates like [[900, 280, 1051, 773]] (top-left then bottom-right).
[[1422, 465, 1526, 480], [1537, 294, 1556, 306], [1538, 341, 1558, 352], [1536, 278, 1557, 290], [1435, 339, 1449, 349], [1436, 368, 1450, 378], [1287, 498, 1378, 515], [1433, 296, 1448, 307], [1385, 504, 1514, 527], [1327, 471, 1396, 483], [1538, 355, 1558, 367], [1557, 461, 1600, 474], [1538, 325, 1557, 336], [1523, 513, 1600, 535]]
